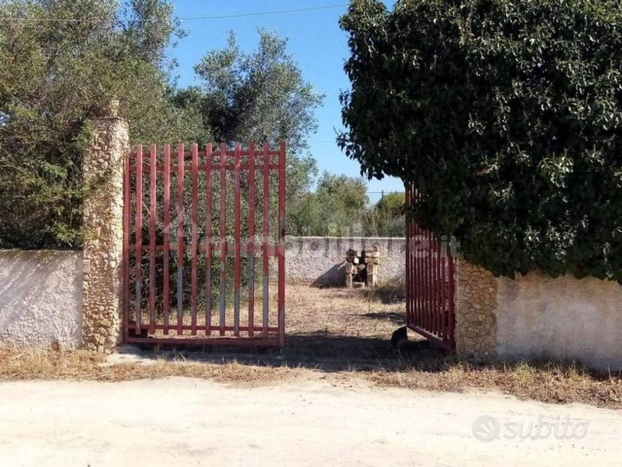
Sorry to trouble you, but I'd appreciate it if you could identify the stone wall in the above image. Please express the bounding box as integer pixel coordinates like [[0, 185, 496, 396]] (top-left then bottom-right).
[[0, 250, 83, 349], [455, 259, 498, 361], [282, 236, 405, 286], [455, 259, 622, 371], [81, 111, 128, 352]]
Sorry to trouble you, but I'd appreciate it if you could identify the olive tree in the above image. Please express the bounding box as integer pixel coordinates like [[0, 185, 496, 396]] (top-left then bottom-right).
[[0, 0, 205, 248]]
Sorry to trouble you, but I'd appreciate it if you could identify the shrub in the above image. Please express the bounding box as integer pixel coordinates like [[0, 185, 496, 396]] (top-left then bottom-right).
[[340, 0, 622, 281]]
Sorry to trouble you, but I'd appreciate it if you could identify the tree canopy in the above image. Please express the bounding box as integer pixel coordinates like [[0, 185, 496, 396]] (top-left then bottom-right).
[[0, 2, 322, 249], [176, 30, 323, 156], [0, 0, 206, 248], [339, 0, 622, 281], [289, 172, 368, 236], [368, 192, 405, 237]]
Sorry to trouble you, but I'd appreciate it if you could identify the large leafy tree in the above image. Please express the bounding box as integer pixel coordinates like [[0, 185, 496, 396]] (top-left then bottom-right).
[[340, 0, 622, 281], [0, 0, 206, 248]]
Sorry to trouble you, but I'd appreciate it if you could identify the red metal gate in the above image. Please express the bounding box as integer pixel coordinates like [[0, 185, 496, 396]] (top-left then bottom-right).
[[123, 142, 286, 347], [405, 185, 455, 351]]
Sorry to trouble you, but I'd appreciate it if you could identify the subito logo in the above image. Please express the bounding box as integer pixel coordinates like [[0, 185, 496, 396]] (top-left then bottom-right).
[[472, 413, 500, 442]]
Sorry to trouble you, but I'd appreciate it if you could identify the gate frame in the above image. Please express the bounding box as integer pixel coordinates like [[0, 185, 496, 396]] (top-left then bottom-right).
[[122, 142, 286, 347], [405, 184, 456, 351]]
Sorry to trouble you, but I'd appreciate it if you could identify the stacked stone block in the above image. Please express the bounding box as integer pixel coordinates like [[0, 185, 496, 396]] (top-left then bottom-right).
[[345, 248, 380, 288]]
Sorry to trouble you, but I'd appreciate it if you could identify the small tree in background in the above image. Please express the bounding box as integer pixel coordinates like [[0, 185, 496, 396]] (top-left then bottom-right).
[[367, 192, 405, 237], [340, 0, 622, 282], [288, 172, 369, 236]]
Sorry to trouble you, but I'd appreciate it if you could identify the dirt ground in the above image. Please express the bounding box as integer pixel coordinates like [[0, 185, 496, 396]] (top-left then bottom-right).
[[0, 377, 621, 467], [1, 284, 621, 410]]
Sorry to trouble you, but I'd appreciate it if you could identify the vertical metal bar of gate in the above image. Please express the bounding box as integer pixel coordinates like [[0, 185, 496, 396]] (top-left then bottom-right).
[[448, 247, 456, 349], [440, 234, 446, 343], [163, 145, 171, 335], [191, 144, 199, 335], [414, 189, 420, 328], [262, 143, 270, 337], [135, 145, 143, 334], [219, 143, 227, 336], [149, 144, 157, 334], [248, 143, 256, 337], [205, 143, 213, 334], [176, 144, 184, 336], [278, 142, 286, 346], [233, 143, 241, 336], [407, 186, 411, 325], [409, 187, 415, 327]]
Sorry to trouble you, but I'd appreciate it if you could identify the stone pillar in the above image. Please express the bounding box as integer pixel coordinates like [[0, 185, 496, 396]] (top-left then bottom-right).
[[455, 258, 498, 361], [81, 101, 129, 352]]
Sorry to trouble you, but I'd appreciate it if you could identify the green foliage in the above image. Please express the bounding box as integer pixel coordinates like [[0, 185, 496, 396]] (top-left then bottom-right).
[[289, 175, 405, 237], [174, 29, 324, 237], [366, 192, 405, 237], [0, 6, 321, 250], [375, 193, 405, 218], [316, 173, 368, 219], [0, 0, 206, 249], [339, 0, 622, 281], [289, 172, 370, 236], [183, 30, 324, 155]]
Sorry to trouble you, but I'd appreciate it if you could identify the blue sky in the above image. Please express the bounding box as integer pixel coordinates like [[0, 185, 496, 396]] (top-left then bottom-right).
[[167, 0, 402, 198]]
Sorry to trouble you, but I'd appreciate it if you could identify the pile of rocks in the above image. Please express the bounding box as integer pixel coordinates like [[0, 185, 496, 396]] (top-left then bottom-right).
[[345, 247, 380, 288]]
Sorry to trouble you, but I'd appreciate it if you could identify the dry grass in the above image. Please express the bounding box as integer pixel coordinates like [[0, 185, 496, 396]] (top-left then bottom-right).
[[0, 348, 300, 386], [1, 284, 621, 408], [365, 360, 622, 409]]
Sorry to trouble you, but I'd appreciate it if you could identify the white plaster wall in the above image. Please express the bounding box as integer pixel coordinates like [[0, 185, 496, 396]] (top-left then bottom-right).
[[495, 273, 622, 372], [0, 250, 83, 349], [282, 236, 405, 286]]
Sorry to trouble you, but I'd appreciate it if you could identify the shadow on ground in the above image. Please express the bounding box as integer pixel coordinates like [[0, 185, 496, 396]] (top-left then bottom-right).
[[361, 311, 405, 324], [116, 333, 449, 373]]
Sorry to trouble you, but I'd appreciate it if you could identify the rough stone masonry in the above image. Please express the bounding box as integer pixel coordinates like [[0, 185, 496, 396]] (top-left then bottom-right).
[[81, 102, 128, 352], [455, 259, 498, 361]]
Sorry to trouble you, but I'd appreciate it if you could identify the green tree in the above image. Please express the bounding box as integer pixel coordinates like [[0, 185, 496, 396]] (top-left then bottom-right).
[[0, 0, 206, 249], [289, 172, 369, 236], [316, 173, 368, 218], [367, 192, 404, 237], [181, 30, 323, 155], [174, 29, 324, 233], [375, 193, 404, 219], [340, 0, 622, 281]]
